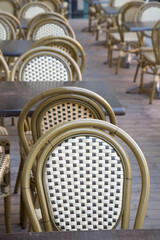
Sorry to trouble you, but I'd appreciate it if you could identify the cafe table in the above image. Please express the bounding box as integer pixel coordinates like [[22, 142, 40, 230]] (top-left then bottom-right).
[[0, 229, 160, 240], [0, 40, 35, 57], [0, 80, 125, 117], [122, 21, 157, 32]]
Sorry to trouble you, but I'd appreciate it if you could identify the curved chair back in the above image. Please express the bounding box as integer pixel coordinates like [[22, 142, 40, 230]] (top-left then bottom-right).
[[21, 119, 150, 232], [26, 18, 76, 40], [10, 46, 82, 82], [18, 2, 51, 19], [0, 12, 24, 39], [0, 16, 16, 40], [135, 2, 160, 38], [31, 36, 86, 72], [0, 0, 17, 15]]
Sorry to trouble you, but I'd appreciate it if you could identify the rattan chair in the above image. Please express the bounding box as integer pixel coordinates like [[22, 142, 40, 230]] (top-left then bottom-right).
[[31, 36, 86, 73], [26, 17, 76, 40], [0, 16, 16, 40], [16, 86, 117, 228], [18, 2, 51, 19], [10, 46, 82, 82], [21, 118, 150, 232], [108, 1, 144, 74], [0, 0, 17, 15], [0, 128, 11, 233], [132, 2, 160, 87]]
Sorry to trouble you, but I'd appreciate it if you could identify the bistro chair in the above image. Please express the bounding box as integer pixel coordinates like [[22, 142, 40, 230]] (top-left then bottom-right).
[[108, 0, 144, 74], [0, 128, 11, 233], [10, 46, 82, 82], [132, 2, 160, 84], [21, 118, 150, 232], [0, 0, 17, 16], [26, 18, 76, 40], [31, 36, 86, 73], [137, 20, 160, 104], [18, 2, 51, 19], [16, 87, 117, 228]]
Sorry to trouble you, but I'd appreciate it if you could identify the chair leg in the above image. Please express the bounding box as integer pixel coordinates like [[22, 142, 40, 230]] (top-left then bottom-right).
[[14, 158, 23, 194], [139, 66, 145, 94], [0, 116, 4, 127], [4, 168, 11, 233], [116, 50, 122, 74], [149, 69, 159, 104], [133, 61, 140, 83]]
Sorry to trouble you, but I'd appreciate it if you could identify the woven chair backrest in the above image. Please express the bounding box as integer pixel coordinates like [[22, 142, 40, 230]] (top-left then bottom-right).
[[135, 2, 160, 38], [112, 0, 132, 7], [27, 18, 76, 40], [31, 93, 109, 142], [43, 133, 125, 231], [18, 2, 51, 19]]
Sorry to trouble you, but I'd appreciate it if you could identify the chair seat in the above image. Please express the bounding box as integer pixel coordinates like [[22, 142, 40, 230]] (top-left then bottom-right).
[[141, 50, 156, 64], [0, 153, 10, 184], [0, 127, 8, 135], [110, 32, 138, 43]]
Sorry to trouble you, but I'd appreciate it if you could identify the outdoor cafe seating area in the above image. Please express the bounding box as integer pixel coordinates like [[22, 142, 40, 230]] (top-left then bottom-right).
[[0, 0, 160, 239]]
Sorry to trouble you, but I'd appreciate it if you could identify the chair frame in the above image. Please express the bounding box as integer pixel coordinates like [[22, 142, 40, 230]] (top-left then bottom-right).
[[21, 119, 150, 232], [0, 0, 17, 15]]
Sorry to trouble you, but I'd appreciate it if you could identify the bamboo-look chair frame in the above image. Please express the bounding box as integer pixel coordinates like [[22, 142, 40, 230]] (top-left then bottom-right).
[[26, 17, 76, 40], [18, 2, 51, 19], [21, 119, 150, 232], [0, 0, 17, 16], [108, 1, 144, 74], [0, 12, 25, 39], [31, 36, 86, 73], [16, 87, 116, 227], [10, 46, 82, 82], [138, 20, 160, 104], [132, 2, 160, 84], [0, 135, 11, 233]]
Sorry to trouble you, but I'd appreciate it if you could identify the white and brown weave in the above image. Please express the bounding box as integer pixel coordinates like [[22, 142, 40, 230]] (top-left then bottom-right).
[[44, 136, 124, 231]]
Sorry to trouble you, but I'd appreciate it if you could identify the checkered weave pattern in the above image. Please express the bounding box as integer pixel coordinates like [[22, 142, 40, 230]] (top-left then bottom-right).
[[44, 136, 124, 231], [0, 153, 10, 184], [34, 24, 67, 40], [41, 103, 95, 134], [0, 23, 7, 40], [22, 55, 68, 81]]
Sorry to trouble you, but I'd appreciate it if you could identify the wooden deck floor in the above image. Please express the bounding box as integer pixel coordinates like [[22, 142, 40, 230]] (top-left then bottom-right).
[[1, 19, 160, 233]]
